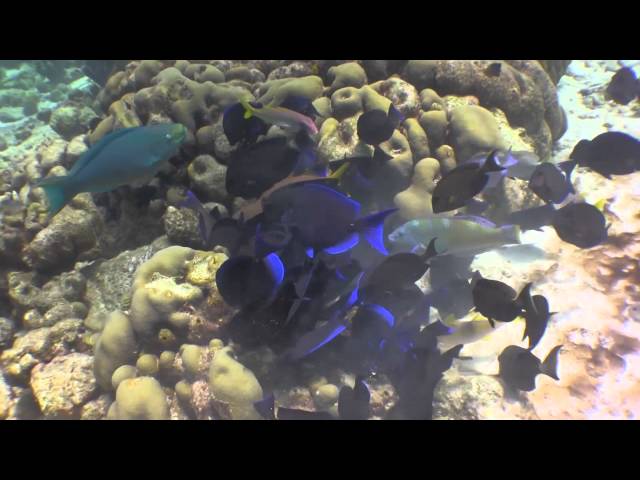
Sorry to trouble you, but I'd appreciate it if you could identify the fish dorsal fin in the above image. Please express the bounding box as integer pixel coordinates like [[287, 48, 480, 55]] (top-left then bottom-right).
[[69, 127, 138, 177], [453, 214, 497, 228]]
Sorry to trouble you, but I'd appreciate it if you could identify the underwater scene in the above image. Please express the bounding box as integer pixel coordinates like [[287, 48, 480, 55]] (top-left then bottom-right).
[[0, 60, 639, 420]]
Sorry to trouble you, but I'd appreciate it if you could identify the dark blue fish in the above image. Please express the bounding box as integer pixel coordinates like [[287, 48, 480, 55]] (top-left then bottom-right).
[[528, 162, 573, 204], [350, 303, 396, 354], [522, 294, 556, 350], [357, 104, 403, 146], [222, 102, 269, 145], [505, 203, 557, 232], [559, 131, 640, 180], [253, 393, 276, 420], [215, 252, 285, 309], [606, 67, 639, 105], [226, 137, 300, 198], [552, 202, 609, 249], [498, 345, 561, 392], [181, 190, 248, 252], [283, 271, 363, 361], [338, 375, 371, 420], [472, 275, 525, 328], [364, 237, 439, 295], [279, 95, 321, 118], [265, 182, 397, 255], [329, 146, 393, 180], [431, 150, 505, 214]]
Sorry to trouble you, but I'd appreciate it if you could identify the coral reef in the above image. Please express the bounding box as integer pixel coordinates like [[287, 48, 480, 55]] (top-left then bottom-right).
[[9, 60, 640, 421]]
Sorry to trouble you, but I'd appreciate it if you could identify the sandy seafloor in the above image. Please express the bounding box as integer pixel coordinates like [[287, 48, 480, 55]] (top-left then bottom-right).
[[440, 60, 640, 420]]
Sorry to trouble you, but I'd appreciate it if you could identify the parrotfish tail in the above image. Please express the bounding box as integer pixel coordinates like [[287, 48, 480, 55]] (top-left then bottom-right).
[[387, 104, 404, 127], [37, 176, 71, 216], [483, 151, 506, 173], [502, 224, 522, 245], [540, 345, 562, 381], [356, 208, 399, 255]]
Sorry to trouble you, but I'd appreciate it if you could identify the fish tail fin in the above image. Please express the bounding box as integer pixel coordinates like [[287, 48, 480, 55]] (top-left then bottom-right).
[[515, 282, 534, 311], [483, 150, 506, 173], [502, 224, 522, 245], [37, 176, 72, 216], [240, 99, 254, 119], [373, 145, 393, 163], [540, 345, 562, 381], [355, 208, 398, 255], [557, 159, 577, 186]]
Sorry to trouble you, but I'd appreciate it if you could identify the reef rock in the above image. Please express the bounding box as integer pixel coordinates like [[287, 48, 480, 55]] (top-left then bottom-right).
[[30, 352, 96, 418]]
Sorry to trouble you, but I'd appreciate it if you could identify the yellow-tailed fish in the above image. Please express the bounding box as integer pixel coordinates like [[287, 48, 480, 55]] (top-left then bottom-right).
[[240, 99, 318, 135]]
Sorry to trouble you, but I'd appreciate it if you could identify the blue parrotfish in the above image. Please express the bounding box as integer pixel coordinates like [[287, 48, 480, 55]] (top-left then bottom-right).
[[37, 124, 187, 215]]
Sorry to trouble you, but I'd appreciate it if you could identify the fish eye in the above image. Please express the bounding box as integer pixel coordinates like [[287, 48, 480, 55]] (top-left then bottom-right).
[[165, 133, 171, 140]]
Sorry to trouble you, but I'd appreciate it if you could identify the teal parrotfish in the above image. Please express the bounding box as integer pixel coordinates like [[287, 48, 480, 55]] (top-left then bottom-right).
[[37, 123, 187, 216]]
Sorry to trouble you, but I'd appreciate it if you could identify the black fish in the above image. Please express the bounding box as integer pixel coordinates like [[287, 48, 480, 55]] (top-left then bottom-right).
[[505, 204, 557, 232], [254, 393, 276, 420], [338, 375, 371, 420], [387, 343, 463, 419], [560, 131, 640, 180], [485, 62, 502, 77], [222, 101, 270, 145], [472, 275, 526, 327], [432, 150, 505, 213], [226, 137, 299, 198], [522, 294, 556, 350], [350, 303, 395, 357], [364, 238, 439, 295], [180, 190, 246, 251], [606, 67, 639, 105], [330, 146, 393, 180], [552, 202, 608, 249], [215, 253, 285, 309], [528, 162, 573, 204], [357, 104, 403, 146], [498, 345, 562, 392]]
